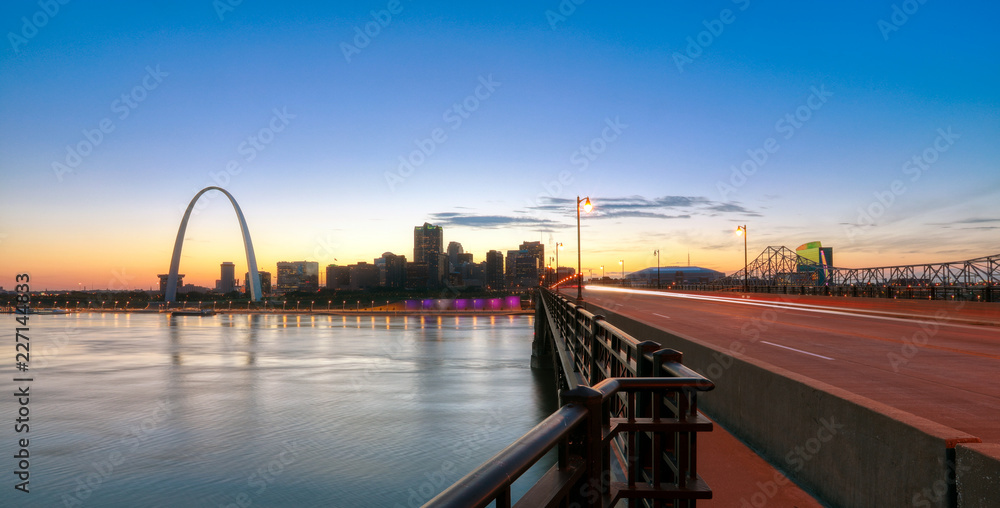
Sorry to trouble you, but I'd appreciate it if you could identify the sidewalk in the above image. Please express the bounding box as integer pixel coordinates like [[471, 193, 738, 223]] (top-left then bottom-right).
[[699, 414, 826, 507]]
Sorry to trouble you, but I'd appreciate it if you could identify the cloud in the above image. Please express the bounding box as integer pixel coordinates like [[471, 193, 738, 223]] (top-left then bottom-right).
[[429, 194, 759, 230], [427, 212, 561, 229], [524, 195, 760, 219]]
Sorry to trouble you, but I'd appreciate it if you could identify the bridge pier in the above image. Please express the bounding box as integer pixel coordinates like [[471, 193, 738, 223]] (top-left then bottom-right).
[[530, 293, 554, 371]]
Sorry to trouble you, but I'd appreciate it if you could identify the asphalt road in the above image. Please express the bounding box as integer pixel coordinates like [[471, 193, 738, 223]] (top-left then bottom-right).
[[575, 286, 1000, 443]]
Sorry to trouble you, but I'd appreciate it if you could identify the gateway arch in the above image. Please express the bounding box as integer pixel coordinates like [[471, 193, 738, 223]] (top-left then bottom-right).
[[165, 187, 262, 303]]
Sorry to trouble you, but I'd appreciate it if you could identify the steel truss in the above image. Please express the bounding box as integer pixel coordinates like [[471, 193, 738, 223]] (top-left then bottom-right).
[[719, 247, 999, 288]]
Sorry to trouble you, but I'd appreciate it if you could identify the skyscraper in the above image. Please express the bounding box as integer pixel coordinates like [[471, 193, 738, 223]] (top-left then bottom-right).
[[218, 262, 235, 293], [414, 223, 444, 288], [379, 252, 407, 289], [447, 241, 464, 271], [414, 223, 443, 264], [486, 250, 504, 290]]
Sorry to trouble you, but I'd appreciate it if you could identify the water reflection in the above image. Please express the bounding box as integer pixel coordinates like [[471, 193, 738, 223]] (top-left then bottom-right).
[[22, 313, 555, 507]]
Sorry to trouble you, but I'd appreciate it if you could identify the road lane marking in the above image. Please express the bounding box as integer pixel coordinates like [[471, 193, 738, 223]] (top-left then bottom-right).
[[760, 341, 834, 360], [586, 286, 999, 332], [652, 313, 671, 319]]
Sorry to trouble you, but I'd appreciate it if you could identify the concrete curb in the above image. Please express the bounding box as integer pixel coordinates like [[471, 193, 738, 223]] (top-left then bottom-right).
[[956, 443, 1000, 507], [588, 302, 982, 508]]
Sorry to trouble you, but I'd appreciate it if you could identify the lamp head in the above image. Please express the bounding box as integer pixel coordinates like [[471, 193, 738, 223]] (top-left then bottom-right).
[[582, 197, 593, 213]]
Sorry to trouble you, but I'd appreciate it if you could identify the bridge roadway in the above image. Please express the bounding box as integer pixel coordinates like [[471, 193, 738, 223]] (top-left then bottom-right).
[[576, 286, 1000, 445]]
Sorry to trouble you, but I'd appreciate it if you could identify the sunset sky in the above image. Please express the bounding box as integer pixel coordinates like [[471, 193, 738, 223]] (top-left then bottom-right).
[[2, 1, 998, 290]]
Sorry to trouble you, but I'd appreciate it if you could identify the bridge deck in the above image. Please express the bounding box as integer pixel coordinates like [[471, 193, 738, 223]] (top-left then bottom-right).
[[579, 287, 1000, 444]]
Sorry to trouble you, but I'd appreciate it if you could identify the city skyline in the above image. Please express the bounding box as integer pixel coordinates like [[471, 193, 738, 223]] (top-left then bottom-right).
[[2, 2, 998, 290]]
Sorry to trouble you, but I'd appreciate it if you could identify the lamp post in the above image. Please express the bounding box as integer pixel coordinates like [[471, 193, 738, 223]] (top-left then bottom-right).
[[576, 196, 592, 302], [736, 225, 748, 292], [601, 265, 604, 281], [654, 249, 661, 289], [619, 260, 624, 285], [555, 242, 563, 291]]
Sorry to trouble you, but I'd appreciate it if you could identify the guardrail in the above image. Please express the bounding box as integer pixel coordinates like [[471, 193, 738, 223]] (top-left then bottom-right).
[[426, 288, 715, 507]]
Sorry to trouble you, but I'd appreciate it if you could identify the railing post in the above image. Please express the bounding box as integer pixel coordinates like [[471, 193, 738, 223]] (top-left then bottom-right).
[[589, 315, 605, 385], [561, 385, 606, 506]]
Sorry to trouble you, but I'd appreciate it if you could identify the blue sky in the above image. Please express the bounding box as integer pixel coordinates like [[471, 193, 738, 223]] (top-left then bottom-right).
[[1, 1, 998, 290]]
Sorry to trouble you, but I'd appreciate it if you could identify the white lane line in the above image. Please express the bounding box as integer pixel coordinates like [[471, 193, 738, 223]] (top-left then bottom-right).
[[652, 313, 671, 319], [760, 341, 834, 360], [586, 286, 998, 331]]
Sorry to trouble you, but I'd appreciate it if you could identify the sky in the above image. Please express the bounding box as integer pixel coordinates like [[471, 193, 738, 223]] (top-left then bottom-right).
[[1, 1, 998, 291]]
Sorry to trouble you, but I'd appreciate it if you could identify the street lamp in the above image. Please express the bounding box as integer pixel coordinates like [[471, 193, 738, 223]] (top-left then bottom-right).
[[555, 242, 563, 290], [619, 260, 624, 285], [654, 249, 661, 289], [736, 225, 748, 292], [600, 265, 604, 281], [576, 196, 592, 302]]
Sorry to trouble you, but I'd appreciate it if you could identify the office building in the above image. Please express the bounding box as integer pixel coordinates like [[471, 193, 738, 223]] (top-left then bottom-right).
[[276, 261, 319, 293], [245, 271, 272, 295], [326, 265, 351, 290], [217, 262, 236, 293], [485, 250, 504, 290], [379, 252, 407, 289], [349, 262, 380, 290], [157, 274, 184, 294]]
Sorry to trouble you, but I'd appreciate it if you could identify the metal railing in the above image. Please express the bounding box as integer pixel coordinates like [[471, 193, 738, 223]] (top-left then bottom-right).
[[427, 289, 715, 507]]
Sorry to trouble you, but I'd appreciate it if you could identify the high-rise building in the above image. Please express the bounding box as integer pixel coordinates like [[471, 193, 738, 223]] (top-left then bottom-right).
[[414, 222, 444, 289], [414, 223, 443, 264], [485, 250, 504, 290], [326, 265, 350, 290], [405, 262, 429, 290], [447, 241, 464, 271], [379, 252, 407, 289], [276, 261, 319, 293], [157, 274, 184, 294], [244, 271, 272, 295], [506, 249, 541, 288], [218, 262, 236, 293], [349, 262, 380, 290], [520, 241, 544, 279]]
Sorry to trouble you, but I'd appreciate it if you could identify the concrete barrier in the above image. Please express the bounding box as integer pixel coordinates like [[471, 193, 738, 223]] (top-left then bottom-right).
[[956, 443, 1000, 507], [586, 302, 982, 508]]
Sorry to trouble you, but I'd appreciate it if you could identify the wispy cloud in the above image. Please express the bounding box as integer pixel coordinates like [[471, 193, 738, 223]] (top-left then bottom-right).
[[523, 195, 761, 219], [427, 212, 561, 229], [428, 195, 760, 230]]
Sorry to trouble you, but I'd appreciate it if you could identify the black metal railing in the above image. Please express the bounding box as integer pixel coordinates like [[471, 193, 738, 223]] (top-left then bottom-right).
[[426, 289, 715, 507]]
